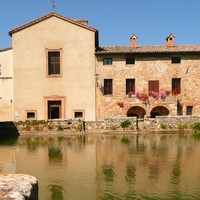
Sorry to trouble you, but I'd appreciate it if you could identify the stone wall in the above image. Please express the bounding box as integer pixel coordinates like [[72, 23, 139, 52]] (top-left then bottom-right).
[[13, 116, 200, 132], [95, 53, 200, 120]]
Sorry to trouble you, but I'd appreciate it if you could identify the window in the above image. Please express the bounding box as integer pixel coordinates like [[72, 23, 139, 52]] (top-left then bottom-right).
[[148, 80, 159, 94], [74, 111, 85, 119], [126, 79, 135, 94], [126, 58, 135, 65], [172, 78, 181, 94], [186, 106, 193, 115], [172, 57, 181, 64], [104, 79, 113, 95], [26, 111, 36, 120], [103, 58, 112, 65], [46, 49, 62, 76]]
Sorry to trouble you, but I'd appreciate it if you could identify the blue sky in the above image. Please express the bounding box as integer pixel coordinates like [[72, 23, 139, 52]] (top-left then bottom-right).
[[1, 0, 200, 48]]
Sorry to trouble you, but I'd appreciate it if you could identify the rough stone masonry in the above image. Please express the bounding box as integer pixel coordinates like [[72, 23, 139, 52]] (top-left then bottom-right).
[[0, 174, 38, 200]]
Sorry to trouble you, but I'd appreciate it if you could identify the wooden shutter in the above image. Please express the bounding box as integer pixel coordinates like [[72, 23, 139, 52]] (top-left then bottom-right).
[[148, 80, 159, 94]]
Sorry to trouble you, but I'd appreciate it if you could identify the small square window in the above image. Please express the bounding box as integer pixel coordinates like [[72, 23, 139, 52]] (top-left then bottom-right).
[[186, 106, 193, 115], [103, 58, 112, 65], [126, 58, 135, 65], [26, 111, 36, 120], [172, 57, 181, 64], [74, 110, 85, 119]]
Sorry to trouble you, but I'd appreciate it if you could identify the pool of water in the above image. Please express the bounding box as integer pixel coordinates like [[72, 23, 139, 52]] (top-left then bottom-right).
[[1, 133, 200, 199]]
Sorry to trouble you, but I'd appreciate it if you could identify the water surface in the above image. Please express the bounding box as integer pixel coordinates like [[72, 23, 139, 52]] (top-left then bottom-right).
[[1, 133, 200, 199]]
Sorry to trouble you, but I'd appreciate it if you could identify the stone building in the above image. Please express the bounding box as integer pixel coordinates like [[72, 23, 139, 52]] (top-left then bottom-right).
[[95, 33, 200, 119], [1, 12, 200, 121]]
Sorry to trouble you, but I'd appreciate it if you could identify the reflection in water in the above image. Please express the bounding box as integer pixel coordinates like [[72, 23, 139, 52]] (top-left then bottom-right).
[[170, 146, 183, 185], [126, 164, 136, 184], [48, 183, 64, 200], [102, 164, 115, 182], [48, 147, 63, 164], [1, 134, 200, 199]]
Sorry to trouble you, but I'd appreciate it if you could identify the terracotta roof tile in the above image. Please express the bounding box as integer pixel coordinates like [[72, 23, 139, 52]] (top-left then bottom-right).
[[96, 45, 200, 54]]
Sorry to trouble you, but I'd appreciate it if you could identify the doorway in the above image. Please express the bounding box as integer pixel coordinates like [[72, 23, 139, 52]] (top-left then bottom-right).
[[48, 101, 62, 119]]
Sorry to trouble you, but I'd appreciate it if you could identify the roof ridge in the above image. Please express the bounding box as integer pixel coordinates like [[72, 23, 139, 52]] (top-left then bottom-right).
[[9, 12, 97, 36]]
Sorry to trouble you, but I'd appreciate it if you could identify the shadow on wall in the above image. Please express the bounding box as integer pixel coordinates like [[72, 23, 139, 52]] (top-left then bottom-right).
[[0, 121, 19, 142]]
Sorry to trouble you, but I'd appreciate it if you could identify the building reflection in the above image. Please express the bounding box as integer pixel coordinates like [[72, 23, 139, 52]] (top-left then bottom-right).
[[95, 134, 200, 199], [1, 134, 200, 199], [48, 183, 64, 200]]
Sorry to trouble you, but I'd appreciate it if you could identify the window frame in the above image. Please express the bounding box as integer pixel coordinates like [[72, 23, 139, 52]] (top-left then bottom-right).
[[26, 110, 37, 120], [46, 48, 63, 77], [126, 57, 135, 65], [103, 58, 112, 65], [172, 78, 181, 94], [74, 110, 85, 119], [186, 106, 193, 115], [104, 79, 113, 95], [126, 79, 135, 94]]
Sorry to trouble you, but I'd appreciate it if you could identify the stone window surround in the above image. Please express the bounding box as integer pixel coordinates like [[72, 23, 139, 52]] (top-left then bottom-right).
[[73, 109, 85, 119], [44, 96, 66, 120], [26, 110, 37, 120]]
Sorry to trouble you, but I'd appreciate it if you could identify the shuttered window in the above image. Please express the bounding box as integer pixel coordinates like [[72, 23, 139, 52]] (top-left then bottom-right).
[[148, 80, 159, 94]]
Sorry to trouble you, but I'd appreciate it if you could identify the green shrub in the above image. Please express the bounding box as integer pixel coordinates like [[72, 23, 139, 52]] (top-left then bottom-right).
[[120, 120, 131, 130], [48, 124, 53, 130], [24, 124, 31, 131], [57, 125, 64, 131], [178, 124, 188, 130], [192, 122, 200, 134], [33, 125, 39, 131], [160, 124, 167, 129], [76, 124, 83, 132], [110, 125, 118, 130]]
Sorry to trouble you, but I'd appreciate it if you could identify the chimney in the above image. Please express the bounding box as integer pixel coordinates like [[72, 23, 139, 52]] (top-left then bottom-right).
[[166, 33, 175, 47], [75, 20, 88, 26], [130, 34, 138, 48]]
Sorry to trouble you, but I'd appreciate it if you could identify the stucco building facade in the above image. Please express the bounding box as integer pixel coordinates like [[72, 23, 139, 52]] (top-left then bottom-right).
[[1, 12, 200, 121]]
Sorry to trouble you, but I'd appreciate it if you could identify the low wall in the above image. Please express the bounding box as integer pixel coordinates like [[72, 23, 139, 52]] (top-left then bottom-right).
[[13, 116, 200, 132], [0, 174, 38, 200]]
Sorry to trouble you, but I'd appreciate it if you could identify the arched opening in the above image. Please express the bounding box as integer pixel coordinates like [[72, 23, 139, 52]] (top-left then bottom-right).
[[127, 106, 146, 118], [150, 106, 169, 118]]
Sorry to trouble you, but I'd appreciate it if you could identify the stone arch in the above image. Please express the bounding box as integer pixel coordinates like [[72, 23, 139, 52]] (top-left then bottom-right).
[[150, 106, 169, 118], [127, 106, 146, 118]]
